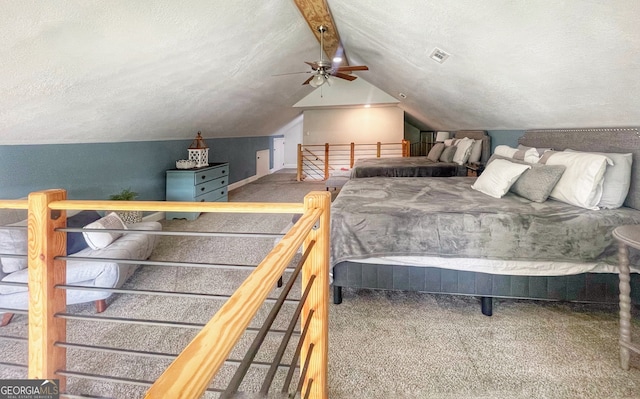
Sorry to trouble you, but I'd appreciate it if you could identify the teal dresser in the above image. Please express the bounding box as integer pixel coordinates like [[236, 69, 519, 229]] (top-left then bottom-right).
[[165, 162, 229, 220]]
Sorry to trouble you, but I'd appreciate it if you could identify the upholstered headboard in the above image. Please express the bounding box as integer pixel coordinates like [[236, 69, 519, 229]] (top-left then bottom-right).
[[519, 127, 640, 210], [453, 130, 491, 163]]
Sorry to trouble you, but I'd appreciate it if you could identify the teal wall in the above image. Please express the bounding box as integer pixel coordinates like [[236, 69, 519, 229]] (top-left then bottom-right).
[[486, 130, 524, 153], [0, 136, 269, 200]]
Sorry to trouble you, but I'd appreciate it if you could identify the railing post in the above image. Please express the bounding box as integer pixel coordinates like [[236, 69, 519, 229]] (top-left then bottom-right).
[[402, 139, 409, 157], [376, 142, 381, 158], [297, 144, 303, 181], [324, 143, 329, 180], [350, 142, 355, 168], [28, 189, 67, 390], [301, 191, 330, 399]]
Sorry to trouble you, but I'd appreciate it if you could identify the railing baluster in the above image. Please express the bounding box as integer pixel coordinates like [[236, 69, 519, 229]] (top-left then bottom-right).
[[27, 189, 68, 390], [281, 309, 314, 394], [300, 192, 330, 398], [324, 143, 329, 180], [221, 244, 314, 398], [260, 276, 316, 394]]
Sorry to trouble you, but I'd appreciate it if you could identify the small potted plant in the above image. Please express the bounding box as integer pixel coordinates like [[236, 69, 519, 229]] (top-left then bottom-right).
[[109, 188, 142, 224]]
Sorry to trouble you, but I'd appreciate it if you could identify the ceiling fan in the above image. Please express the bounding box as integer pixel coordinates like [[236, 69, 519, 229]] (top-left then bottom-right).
[[279, 25, 369, 88]]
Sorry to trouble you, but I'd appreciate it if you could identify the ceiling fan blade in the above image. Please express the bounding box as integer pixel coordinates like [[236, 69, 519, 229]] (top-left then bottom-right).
[[302, 76, 314, 85], [305, 61, 319, 69], [336, 65, 369, 72], [334, 72, 357, 81]]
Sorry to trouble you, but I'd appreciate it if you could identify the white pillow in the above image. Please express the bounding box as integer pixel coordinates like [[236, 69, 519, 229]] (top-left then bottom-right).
[[471, 159, 531, 198], [565, 149, 632, 209], [468, 139, 483, 163], [452, 137, 475, 165], [545, 152, 612, 210], [82, 212, 127, 250], [493, 145, 518, 158], [521, 147, 541, 163]]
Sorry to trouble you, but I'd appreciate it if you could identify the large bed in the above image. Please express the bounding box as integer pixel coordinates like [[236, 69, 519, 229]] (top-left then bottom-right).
[[350, 130, 491, 178], [330, 128, 640, 315]]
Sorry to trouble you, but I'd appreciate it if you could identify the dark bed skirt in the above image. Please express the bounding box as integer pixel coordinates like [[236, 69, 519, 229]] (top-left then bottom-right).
[[332, 261, 640, 307]]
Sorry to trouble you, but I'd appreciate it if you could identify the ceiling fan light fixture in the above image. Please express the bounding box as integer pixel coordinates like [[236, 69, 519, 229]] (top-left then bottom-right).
[[309, 74, 326, 88]]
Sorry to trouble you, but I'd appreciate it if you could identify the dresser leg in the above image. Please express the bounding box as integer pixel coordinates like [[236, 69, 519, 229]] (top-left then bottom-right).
[[618, 242, 632, 370]]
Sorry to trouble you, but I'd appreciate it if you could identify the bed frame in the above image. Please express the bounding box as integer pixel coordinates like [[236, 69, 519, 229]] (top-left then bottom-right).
[[350, 130, 491, 178], [332, 127, 640, 315]]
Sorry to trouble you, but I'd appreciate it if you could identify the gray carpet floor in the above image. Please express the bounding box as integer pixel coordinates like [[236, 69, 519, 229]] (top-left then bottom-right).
[[2, 170, 640, 398]]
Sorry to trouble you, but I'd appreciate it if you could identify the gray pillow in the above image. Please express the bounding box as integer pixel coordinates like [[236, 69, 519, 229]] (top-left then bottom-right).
[[439, 145, 456, 163], [488, 154, 566, 202], [427, 143, 445, 162]]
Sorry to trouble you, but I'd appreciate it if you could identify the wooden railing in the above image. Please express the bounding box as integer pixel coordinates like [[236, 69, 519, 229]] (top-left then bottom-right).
[[0, 190, 331, 398], [297, 140, 410, 181]]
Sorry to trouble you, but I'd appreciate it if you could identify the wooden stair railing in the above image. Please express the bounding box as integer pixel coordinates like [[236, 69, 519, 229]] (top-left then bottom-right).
[[297, 140, 410, 181], [9, 190, 331, 398]]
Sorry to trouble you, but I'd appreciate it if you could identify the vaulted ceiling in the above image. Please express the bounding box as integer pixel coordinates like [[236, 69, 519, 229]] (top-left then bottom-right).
[[2, 1, 639, 145]]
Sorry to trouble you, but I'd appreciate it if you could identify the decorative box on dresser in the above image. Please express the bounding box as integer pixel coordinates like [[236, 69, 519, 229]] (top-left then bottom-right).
[[165, 162, 229, 220]]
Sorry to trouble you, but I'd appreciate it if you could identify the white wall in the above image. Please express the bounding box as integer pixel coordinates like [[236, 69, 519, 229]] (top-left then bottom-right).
[[271, 114, 304, 169], [302, 107, 403, 145]]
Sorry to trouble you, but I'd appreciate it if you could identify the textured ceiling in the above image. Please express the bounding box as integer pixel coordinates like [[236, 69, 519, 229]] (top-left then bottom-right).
[[1, 1, 639, 145], [329, 0, 640, 131]]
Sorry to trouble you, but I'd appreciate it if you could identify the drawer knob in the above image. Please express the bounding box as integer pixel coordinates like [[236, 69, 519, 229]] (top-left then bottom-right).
[[221, 180, 225, 185], [200, 199, 205, 202], [201, 187, 205, 191], [201, 175, 206, 180], [222, 170, 226, 174]]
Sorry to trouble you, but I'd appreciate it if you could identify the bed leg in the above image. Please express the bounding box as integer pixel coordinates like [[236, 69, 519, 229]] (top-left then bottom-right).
[[481, 297, 493, 316], [333, 285, 343, 304]]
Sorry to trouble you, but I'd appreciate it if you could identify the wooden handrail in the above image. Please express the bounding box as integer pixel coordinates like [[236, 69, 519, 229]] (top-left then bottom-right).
[[0, 199, 28, 209], [48, 200, 304, 214], [297, 141, 408, 181], [17, 189, 330, 398]]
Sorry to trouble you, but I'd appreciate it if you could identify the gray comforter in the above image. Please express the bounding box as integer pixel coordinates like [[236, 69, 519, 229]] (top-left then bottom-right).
[[351, 157, 461, 178], [330, 177, 640, 267]]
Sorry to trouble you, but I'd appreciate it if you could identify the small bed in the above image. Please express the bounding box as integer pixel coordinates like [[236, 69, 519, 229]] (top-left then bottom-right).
[[330, 127, 640, 315], [350, 130, 491, 178]]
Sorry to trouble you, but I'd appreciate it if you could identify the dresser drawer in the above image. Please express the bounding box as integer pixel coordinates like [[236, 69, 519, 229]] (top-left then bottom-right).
[[166, 162, 229, 220], [194, 165, 228, 184], [195, 186, 228, 203], [194, 176, 227, 196]]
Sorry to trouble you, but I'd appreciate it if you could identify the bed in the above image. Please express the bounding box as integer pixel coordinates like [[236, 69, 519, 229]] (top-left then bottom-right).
[[330, 127, 640, 315], [350, 130, 491, 178]]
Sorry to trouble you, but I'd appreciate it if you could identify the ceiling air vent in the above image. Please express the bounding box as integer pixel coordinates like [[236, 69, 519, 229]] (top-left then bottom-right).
[[429, 48, 450, 64]]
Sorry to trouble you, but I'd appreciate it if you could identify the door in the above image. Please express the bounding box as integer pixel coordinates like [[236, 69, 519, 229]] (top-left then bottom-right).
[[256, 149, 269, 178], [273, 138, 285, 171]]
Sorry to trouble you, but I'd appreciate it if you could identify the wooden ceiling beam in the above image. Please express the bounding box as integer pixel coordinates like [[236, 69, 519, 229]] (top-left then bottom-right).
[[292, 0, 347, 65]]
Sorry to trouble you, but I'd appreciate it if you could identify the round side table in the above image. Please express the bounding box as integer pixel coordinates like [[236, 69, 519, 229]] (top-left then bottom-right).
[[612, 225, 640, 370]]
